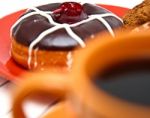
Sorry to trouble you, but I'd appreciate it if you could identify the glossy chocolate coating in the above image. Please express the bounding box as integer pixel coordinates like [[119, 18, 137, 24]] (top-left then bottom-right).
[[12, 3, 123, 51]]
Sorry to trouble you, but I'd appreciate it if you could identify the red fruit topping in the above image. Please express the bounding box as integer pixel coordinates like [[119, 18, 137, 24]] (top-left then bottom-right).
[[53, 2, 88, 24]]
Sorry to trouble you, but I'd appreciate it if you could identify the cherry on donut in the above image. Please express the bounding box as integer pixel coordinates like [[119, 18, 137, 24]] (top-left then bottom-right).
[[52, 2, 88, 24]]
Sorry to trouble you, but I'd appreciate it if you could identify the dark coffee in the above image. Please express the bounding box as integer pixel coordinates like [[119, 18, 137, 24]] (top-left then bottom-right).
[[93, 59, 150, 106]]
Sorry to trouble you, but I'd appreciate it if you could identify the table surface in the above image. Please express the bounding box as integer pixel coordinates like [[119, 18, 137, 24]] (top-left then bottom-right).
[[0, 0, 144, 118]]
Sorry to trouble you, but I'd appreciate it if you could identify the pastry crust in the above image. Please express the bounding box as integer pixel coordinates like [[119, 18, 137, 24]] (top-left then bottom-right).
[[11, 38, 70, 70], [123, 0, 150, 28]]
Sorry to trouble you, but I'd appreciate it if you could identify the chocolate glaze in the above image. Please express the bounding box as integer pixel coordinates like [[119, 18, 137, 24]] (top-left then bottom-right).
[[12, 3, 123, 51]]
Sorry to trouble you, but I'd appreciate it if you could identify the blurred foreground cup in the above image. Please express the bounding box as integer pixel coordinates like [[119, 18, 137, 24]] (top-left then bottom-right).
[[12, 31, 150, 118]]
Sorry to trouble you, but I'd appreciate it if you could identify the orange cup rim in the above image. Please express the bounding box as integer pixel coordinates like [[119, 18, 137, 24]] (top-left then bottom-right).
[[70, 31, 150, 118]]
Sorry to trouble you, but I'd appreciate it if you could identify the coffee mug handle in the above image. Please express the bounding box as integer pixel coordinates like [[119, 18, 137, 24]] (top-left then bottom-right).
[[43, 102, 77, 118], [12, 72, 72, 118]]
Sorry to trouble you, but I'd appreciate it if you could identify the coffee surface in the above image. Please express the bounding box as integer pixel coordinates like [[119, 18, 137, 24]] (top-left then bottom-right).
[[94, 59, 150, 106]]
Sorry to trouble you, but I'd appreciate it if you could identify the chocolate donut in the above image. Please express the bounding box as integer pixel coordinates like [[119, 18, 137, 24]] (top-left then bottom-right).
[[11, 2, 123, 70]]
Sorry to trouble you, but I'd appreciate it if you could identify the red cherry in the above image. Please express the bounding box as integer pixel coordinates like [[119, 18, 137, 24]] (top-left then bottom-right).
[[53, 2, 88, 24]]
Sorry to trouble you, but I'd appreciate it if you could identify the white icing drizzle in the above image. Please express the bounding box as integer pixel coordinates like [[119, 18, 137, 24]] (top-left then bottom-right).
[[28, 25, 64, 68], [10, 7, 58, 35], [66, 51, 73, 69], [28, 7, 59, 25], [28, 24, 85, 69], [10, 12, 40, 35], [33, 47, 38, 68], [11, 6, 122, 69], [71, 13, 122, 27], [97, 17, 115, 37], [64, 24, 85, 47]]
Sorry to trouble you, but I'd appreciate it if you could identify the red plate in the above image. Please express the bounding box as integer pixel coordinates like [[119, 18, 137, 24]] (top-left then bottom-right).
[[0, 5, 128, 81]]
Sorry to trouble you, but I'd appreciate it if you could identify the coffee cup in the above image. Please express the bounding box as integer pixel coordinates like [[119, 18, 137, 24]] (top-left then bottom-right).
[[12, 31, 150, 118]]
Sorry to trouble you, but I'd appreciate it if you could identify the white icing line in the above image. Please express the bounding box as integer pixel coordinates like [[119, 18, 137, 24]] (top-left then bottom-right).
[[71, 13, 122, 27], [63, 24, 85, 47], [28, 25, 63, 69], [70, 16, 96, 27], [28, 24, 85, 68], [66, 51, 73, 69], [10, 7, 58, 36], [96, 17, 115, 37], [33, 47, 38, 68], [28, 7, 59, 25], [26, 7, 52, 14], [71, 13, 116, 37], [107, 13, 123, 22], [10, 12, 40, 36]]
